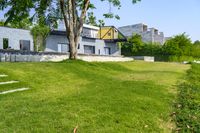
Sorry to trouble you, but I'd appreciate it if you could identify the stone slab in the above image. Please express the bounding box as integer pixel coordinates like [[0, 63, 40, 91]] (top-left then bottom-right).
[[0, 81, 19, 85], [0, 88, 30, 95], [0, 75, 8, 77]]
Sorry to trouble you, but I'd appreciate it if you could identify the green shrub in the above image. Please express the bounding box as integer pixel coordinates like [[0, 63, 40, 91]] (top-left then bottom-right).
[[174, 64, 200, 132], [155, 56, 200, 62]]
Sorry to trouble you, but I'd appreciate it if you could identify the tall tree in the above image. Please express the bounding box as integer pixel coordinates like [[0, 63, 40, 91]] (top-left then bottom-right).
[[0, 0, 141, 59]]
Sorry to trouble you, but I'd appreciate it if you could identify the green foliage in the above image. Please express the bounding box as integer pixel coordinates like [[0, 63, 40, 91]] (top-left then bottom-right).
[[85, 12, 97, 26], [163, 33, 192, 56], [98, 19, 105, 27], [193, 40, 200, 46], [0, 21, 4, 26], [0, 18, 31, 29], [1, 0, 34, 26], [129, 34, 143, 53], [174, 64, 200, 132], [31, 25, 50, 51], [8, 18, 32, 29], [191, 40, 200, 58], [121, 34, 143, 56], [85, 12, 106, 27], [141, 43, 162, 56], [101, 0, 140, 20], [121, 34, 162, 56], [0, 0, 141, 28], [122, 33, 200, 62]]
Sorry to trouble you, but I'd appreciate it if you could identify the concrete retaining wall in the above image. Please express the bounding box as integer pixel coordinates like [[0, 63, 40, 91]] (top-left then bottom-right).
[[133, 56, 155, 62], [0, 50, 133, 62]]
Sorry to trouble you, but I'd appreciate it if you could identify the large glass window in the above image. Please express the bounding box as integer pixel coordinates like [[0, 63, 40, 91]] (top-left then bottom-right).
[[84, 45, 95, 54], [58, 43, 69, 53], [3, 38, 9, 49], [20, 40, 30, 51]]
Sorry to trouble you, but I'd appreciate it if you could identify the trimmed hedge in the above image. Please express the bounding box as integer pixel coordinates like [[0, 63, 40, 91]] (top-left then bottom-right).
[[173, 64, 200, 132], [155, 56, 200, 62]]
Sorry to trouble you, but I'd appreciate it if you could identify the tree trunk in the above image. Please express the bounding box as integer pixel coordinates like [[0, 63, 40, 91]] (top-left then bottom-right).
[[69, 36, 78, 60], [60, 0, 90, 60]]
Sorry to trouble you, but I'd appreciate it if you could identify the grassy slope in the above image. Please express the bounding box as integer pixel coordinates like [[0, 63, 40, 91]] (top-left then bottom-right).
[[0, 61, 189, 133]]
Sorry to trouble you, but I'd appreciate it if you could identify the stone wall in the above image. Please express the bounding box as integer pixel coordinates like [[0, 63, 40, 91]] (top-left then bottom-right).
[[133, 56, 155, 62], [0, 50, 133, 62]]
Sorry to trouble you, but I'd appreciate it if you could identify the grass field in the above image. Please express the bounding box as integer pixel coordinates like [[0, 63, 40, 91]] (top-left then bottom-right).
[[0, 61, 189, 133]]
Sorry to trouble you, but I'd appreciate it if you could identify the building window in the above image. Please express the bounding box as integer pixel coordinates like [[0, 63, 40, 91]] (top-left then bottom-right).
[[58, 43, 69, 53], [84, 45, 95, 54], [104, 47, 111, 55], [108, 32, 111, 36], [20, 40, 30, 51], [3, 38, 9, 49]]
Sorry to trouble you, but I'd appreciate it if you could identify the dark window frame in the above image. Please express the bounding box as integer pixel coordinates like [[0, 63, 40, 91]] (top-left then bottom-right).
[[19, 40, 31, 51], [104, 47, 111, 55], [84, 45, 95, 54], [58, 43, 70, 52], [3, 38, 9, 49], [107, 32, 111, 36]]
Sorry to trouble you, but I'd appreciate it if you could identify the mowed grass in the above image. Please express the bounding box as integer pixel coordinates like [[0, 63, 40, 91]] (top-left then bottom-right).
[[0, 61, 190, 133]]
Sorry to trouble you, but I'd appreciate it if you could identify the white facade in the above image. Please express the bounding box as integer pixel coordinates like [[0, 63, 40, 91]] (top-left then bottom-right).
[[45, 34, 121, 56], [45, 22, 121, 56], [0, 26, 34, 51], [0, 24, 121, 56]]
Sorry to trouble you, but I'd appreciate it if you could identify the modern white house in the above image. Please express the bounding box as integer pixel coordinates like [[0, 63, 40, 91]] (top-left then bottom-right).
[[0, 23, 124, 56], [45, 22, 122, 56]]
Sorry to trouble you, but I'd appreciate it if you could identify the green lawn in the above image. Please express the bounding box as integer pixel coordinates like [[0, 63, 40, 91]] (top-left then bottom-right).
[[0, 61, 189, 133]]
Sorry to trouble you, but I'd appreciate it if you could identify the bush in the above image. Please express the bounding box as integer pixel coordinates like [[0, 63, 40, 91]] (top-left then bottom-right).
[[173, 64, 200, 132], [121, 33, 200, 62], [155, 56, 200, 62]]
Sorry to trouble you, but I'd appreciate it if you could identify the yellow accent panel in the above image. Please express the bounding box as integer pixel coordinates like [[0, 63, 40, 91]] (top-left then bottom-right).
[[98, 27, 118, 40]]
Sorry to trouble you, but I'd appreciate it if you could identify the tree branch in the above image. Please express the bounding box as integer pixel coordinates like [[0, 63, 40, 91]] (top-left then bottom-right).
[[60, 0, 69, 37], [76, 0, 90, 38]]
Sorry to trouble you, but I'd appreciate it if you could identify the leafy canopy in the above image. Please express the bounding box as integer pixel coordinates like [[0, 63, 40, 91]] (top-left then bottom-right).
[[0, 0, 141, 27], [163, 33, 192, 56]]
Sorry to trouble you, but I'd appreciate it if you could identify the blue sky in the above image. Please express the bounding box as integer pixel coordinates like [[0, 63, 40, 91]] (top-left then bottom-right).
[[91, 0, 200, 41], [0, 0, 199, 41]]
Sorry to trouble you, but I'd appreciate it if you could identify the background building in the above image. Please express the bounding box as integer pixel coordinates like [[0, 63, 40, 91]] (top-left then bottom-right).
[[118, 23, 166, 45]]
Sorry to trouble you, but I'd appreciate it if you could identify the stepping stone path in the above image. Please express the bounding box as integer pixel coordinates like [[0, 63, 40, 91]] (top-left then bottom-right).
[[0, 88, 30, 95], [0, 74, 8, 77], [0, 81, 19, 85], [0, 74, 30, 95]]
